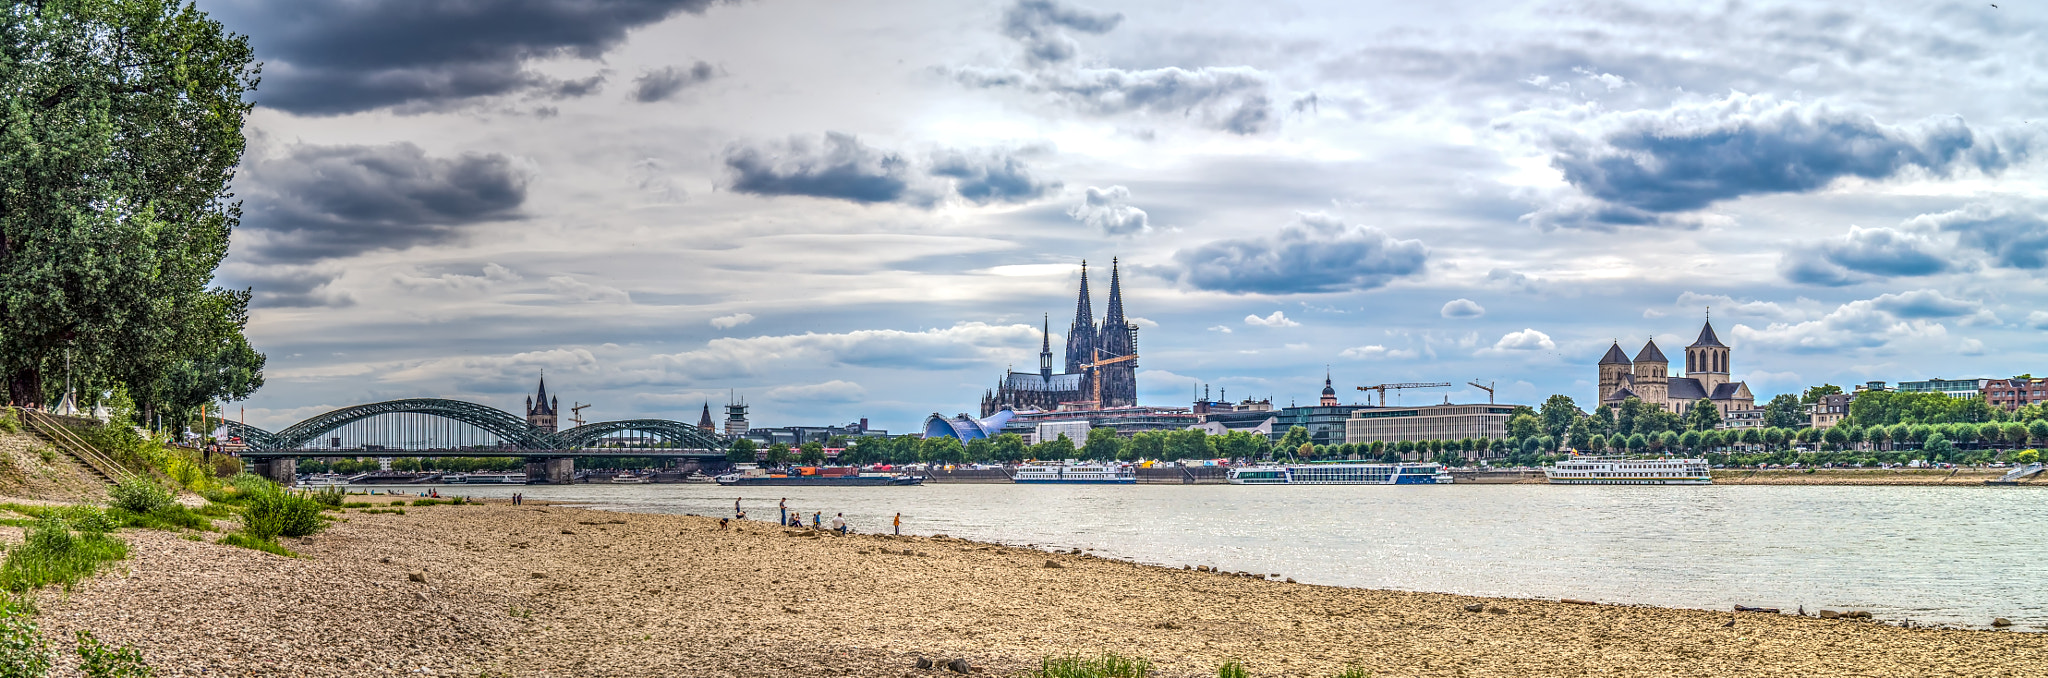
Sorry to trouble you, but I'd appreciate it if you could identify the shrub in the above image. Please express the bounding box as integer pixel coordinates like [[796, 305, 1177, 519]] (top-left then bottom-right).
[[75, 630, 151, 678], [108, 505, 210, 532], [59, 506, 119, 534], [191, 503, 233, 518], [0, 517, 129, 592], [311, 485, 346, 509], [1030, 653, 1153, 678], [217, 533, 294, 557], [0, 408, 18, 434], [341, 502, 371, 509], [0, 595, 51, 678], [240, 490, 326, 540], [1217, 661, 1250, 678], [110, 480, 174, 516], [1331, 667, 1371, 678]]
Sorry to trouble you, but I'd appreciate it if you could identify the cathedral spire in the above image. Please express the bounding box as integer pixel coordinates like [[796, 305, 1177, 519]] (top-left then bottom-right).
[[1065, 261, 1097, 374], [1095, 257, 1137, 407], [1039, 313, 1053, 378]]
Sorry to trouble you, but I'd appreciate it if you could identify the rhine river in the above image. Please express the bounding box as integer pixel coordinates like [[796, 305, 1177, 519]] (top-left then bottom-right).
[[426, 482, 2045, 629]]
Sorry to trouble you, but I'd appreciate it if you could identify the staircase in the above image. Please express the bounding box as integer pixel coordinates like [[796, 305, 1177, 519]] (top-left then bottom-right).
[[16, 408, 135, 485], [1988, 462, 2044, 485]]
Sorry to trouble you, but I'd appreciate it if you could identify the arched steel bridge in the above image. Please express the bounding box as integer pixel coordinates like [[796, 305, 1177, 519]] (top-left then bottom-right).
[[224, 398, 725, 459]]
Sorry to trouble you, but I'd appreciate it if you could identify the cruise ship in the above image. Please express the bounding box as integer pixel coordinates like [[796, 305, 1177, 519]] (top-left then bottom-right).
[[1226, 462, 1453, 485], [1542, 456, 1712, 485], [1012, 463, 1136, 484]]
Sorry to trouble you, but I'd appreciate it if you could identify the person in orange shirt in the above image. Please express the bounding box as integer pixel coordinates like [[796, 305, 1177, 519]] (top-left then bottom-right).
[[893, 512, 902, 536]]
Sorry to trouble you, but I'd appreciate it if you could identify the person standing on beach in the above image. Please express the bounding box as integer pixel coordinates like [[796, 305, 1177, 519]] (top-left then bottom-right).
[[893, 512, 901, 536], [812, 511, 822, 528], [735, 497, 743, 520], [779, 498, 788, 525], [831, 513, 847, 534]]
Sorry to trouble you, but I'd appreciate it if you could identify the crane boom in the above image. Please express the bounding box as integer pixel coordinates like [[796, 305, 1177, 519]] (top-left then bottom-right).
[[1354, 382, 1453, 407], [1078, 349, 1138, 410], [1467, 381, 1495, 405]]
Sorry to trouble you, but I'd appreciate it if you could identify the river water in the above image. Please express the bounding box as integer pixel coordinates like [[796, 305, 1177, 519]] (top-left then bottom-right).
[[415, 482, 2045, 629]]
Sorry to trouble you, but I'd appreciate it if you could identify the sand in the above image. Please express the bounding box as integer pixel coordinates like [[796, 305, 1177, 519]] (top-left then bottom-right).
[[7, 500, 2045, 677]]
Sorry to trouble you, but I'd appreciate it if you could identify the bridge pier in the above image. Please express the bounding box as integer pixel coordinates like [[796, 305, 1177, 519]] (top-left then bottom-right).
[[525, 457, 576, 485], [254, 458, 297, 487]]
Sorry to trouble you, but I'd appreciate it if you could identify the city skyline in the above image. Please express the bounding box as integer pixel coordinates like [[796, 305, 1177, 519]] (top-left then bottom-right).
[[197, 0, 2048, 432]]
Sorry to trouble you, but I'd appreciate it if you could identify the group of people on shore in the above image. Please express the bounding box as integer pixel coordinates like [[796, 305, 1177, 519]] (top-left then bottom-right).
[[720, 497, 904, 536]]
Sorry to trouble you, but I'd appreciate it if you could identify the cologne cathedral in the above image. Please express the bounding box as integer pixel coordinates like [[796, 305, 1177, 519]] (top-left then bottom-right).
[[980, 259, 1139, 416]]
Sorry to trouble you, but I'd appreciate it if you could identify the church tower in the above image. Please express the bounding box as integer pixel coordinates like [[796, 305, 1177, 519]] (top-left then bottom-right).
[[1064, 261, 1097, 375], [697, 402, 715, 431], [1632, 340, 1671, 410], [525, 375, 558, 433], [1686, 314, 1730, 396], [1597, 342, 1633, 403], [1039, 314, 1053, 379], [1095, 258, 1138, 408], [1320, 370, 1339, 407]]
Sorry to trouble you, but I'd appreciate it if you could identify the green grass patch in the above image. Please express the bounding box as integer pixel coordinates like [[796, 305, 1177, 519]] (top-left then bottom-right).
[[1330, 667, 1371, 678], [191, 502, 233, 518], [109, 479, 174, 516], [341, 502, 372, 509], [358, 508, 405, 515], [107, 505, 212, 532], [240, 490, 327, 540], [75, 629, 152, 677], [1029, 653, 1154, 678], [0, 593, 52, 678], [0, 517, 130, 592], [217, 533, 294, 557], [1216, 661, 1250, 678]]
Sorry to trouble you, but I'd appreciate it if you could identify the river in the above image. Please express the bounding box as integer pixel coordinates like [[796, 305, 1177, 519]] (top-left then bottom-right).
[[411, 482, 2045, 629]]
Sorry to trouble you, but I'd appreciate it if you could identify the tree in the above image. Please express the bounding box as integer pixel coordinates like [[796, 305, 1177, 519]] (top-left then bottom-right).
[[1679, 430, 1701, 452], [1127, 431, 1166, 461], [2003, 422, 2030, 449], [1682, 400, 1721, 431], [1213, 431, 1263, 460], [726, 438, 758, 464], [920, 436, 964, 464], [1626, 433, 1648, 453], [1083, 427, 1123, 461], [1764, 394, 1805, 429], [2015, 449, 2040, 464], [1165, 429, 1214, 461], [1277, 426, 1311, 452], [961, 438, 992, 463], [1584, 434, 1605, 453], [1033, 433, 1077, 460], [1616, 397, 1643, 436], [1506, 413, 1541, 441], [1800, 384, 1843, 406], [991, 433, 1029, 463], [1822, 426, 1847, 450], [2031, 420, 2048, 447], [798, 441, 827, 465], [1923, 432, 1954, 460], [764, 442, 793, 466], [1, 1, 262, 409], [1539, 395, 1580, 440]]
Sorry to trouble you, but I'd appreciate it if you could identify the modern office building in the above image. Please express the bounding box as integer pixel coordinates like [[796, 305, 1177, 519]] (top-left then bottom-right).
[[1274, 404, 1376, 446], [1898, 378, 1990, 399], [1342, 404, 1514, 447], [1188, 387, 1277, 436], [996, 405, 1199, 443], [1719, 407, 1767, 430], [743, 420, 888, 447]]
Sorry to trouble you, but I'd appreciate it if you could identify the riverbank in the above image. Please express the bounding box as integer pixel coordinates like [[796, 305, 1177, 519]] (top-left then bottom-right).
[[9, 499, 2043, 677], [1710, 468, 2033, 485]]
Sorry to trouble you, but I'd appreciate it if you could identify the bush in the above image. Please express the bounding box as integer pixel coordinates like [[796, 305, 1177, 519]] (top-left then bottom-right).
[[108, 505, 210, 532], [240, 490, 326, 540], [1030, 654, 1153, 678], [110, 480, 175, 516], [0, 517, 129, 592], [0, 408, 18, 434], [2016, 449, 2041, 464], [59, 506, 119, 534], [0, 595, 51, 678], [1217, 661, 1250, 678], [217, 533, 293, 557], [311, 485, 346, 509], [75, 630, 151, 678]]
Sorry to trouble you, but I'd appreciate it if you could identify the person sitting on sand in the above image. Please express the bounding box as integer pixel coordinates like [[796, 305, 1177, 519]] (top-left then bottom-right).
[[831, 513, 847, 534], [719, 517, 729, 530]]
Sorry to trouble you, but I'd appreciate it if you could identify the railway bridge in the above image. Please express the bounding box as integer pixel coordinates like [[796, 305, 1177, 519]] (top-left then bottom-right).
[[222, 396, 726, 486]]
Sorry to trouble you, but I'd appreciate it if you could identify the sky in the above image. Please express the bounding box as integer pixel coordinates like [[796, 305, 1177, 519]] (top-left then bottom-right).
[[198, 0, 2048, 433]]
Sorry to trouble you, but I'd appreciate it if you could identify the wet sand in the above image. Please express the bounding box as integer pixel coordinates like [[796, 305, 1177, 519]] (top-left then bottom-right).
[[16, 501, 2048, 677]]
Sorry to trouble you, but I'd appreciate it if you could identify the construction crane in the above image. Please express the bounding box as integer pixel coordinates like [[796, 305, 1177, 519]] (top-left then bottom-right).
[[569, 402, 591, 427], [1079, 348, 1138, 410], [1356, 382, 1451, 407], [1468, 381, 1496, 404]]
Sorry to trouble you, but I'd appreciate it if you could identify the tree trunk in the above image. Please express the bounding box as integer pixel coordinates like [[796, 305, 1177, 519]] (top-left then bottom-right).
[[7, 369, 41, 408]]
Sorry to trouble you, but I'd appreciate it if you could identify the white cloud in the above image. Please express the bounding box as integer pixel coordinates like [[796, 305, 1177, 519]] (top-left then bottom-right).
[[1245, 310, 1299, 327], [1728, 290, 1988, 353], [1959, 338, 1986, 356], [1340, 344, 1418, 360], [1486, 329, 1556, 353], [1440, 299, 1485, 319], [1207, 325, 1233, 334], [1068, 185, 1151, 236], [547, 276, 631, 304], [2028, 311, 2048, 330], [710, 313, 755, 329]]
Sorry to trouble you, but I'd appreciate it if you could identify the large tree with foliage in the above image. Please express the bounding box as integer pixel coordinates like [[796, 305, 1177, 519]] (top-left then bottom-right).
[[1763, 394, 1805, 429], [2, 0, 264, 412]]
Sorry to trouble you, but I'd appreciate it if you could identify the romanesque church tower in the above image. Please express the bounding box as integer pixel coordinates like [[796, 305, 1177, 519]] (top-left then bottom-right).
[[1685, 317, 1730, 395], [525, 375, 558, 433], [1630, 340, 1670, 407], [1597, 342, 1632, 403]]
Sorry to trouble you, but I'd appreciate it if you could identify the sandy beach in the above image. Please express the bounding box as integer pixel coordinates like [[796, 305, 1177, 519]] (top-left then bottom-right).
[[2, 499, 2040, 677], [1710, 468, 2037, 485]]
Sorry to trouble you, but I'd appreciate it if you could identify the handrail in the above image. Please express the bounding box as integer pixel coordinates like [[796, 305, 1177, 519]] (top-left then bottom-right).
[[16, 408, 136, 485]]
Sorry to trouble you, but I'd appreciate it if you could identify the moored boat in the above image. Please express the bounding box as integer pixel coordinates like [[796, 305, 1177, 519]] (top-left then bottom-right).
[[1542, 455, 1711, 485], [1227, 462, 1452, 485], [1012, 463, 1136, 484], [715, 466, 922, 486], [609, 473, 650, 484]]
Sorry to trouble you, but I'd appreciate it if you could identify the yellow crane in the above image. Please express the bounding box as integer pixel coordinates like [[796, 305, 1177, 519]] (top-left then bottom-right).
[[569, 402, 591, 427], [1356, 382, 1451, 407], [1078, 348, 1138, 410], [1468, 381, 1496, 404]]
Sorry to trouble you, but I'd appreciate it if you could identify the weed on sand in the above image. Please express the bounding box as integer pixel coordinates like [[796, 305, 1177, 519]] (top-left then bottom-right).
[[0, 517, 129, 593]]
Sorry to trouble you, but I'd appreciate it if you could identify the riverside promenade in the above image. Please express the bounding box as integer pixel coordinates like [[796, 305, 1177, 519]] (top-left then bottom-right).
[[14, 501, 2045, 677]]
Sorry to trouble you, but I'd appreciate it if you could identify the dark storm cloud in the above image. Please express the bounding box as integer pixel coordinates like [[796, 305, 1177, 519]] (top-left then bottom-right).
[[240, 142, 528, 262], [723, 133, 1058, 208], [1910, 203, 2048, 269], [632, 62, 718, 102], [1001, 0, 1123, 65], [956, 0, 1275, 134], [545, 74, 608, 98], [1779, 226, 1952, 286], [1526, 94, 2021, 230], [217, 262, 355, 309], [1866, 289, 1985, 320], [1168, 212, 1428, 294], [207, 0, 730, 114]]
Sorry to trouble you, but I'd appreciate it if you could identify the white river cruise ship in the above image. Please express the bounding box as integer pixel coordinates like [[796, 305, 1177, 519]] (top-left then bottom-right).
[[1227, 462, 1453, 485], [1543, 456, 1712, 485], [1012, 463, 1136, 484]]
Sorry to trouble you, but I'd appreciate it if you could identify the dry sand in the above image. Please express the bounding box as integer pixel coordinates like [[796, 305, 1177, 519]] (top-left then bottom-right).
[[7, 500, 2046, 677], [1711, 468, 2035, 485]]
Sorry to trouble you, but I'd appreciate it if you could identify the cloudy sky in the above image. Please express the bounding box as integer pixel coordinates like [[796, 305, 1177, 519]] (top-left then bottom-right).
[[201, 0, 2048, 433]]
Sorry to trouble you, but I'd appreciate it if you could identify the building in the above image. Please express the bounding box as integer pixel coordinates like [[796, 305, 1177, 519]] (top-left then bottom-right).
[[745, 420, 888, 447], [997, 406, 1198, 443], [1810, 393, 1852, 429], [922, 410, 1015, 440], [1274, 404, 1375, 447], [1898, 378, 1990, 399], [723, 398, 749, 437], [1983, 377, 2048, 410], [525, 376, 558, 433], [1343, 404, 1515, 456], [1719, 407, 1767, 430], [981, 260, 1140, 415], [1597, 316, 1756, 417], [1188, 386, 1277, 436], [697, 403, 715, 431]]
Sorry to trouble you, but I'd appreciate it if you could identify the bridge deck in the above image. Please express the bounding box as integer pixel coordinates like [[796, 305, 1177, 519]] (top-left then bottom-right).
[[241, 449, 724, 459]]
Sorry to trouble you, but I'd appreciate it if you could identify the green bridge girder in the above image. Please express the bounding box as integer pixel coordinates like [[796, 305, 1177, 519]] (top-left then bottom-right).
[[226, 398, 724, 453]]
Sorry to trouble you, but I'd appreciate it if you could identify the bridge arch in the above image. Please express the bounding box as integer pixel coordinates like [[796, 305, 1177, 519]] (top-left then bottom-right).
[[213, 420, 281, 449], [551, 419, 724, 450], [269, 398, 551, 450]]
